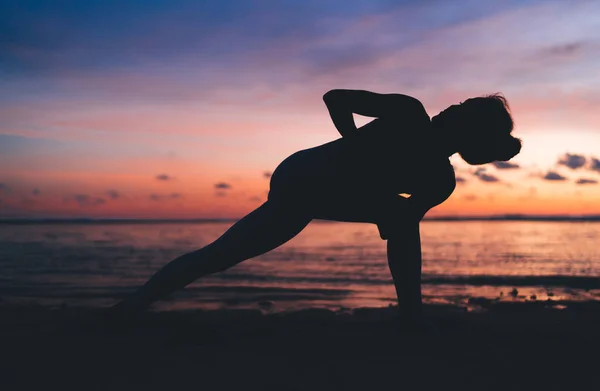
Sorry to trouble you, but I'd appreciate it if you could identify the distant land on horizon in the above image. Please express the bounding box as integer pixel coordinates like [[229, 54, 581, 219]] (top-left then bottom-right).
[[1, 215, 600, 224]]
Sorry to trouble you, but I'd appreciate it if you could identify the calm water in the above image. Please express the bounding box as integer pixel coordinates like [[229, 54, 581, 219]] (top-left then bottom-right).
[[1, 221, 599, 312]]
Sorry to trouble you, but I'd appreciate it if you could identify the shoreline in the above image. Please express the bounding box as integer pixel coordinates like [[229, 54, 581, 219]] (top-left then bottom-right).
[[1, 301, 599, 390]]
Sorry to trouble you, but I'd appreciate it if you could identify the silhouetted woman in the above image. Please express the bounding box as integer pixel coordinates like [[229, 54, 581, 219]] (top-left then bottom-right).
[[113, 89, 521, 322]]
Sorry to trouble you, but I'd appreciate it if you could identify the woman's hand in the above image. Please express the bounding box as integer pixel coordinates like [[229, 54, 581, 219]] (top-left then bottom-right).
[[386, 220, 423, 316], [323, 89, 425, 138]]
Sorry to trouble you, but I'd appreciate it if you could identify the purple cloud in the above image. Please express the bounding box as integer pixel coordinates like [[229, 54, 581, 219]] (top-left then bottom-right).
[[263, 171, 272, 179], [591, 158, 600, 172], [63, 194, 106, 207], [215, 182, 232, 190], [456, 176, 466, 183], [540, 42, 585, 57], [576, 178, 598, 185], [106, 190, 120, 200], [474, 168, 500, 183], [543, 171, 567, 181], [492, 161, 520, 169], [149, 193, 182, 201], [156, 174, 173, 181], [479, 174, 500, 182], [32, 188, 40, 196], [558, 153, 586, 169]]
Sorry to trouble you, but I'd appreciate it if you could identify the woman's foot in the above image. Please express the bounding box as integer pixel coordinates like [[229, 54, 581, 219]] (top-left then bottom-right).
[[102, 298, 147, 326]]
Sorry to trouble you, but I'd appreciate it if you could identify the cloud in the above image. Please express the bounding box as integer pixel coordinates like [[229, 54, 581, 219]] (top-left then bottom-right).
[[543, 171, 567, 181], [214, 182, 232, 197], [149, 193, 182, 201], [0, 183, 10, 193], [32, 188, 40, 196], [214, 182, 232, 190], [75, 194, 105, 206], [464, 194, 477, 201], [106, 189, 120, 200], [0, 1, 470, 78], [540, 42, 585, 58], [156, 174, 173, 181], [477, 174, 500, 183], [576, 178, 598, 185], [474, 168, 500, 183], [558, 153, 586, 169], [248, 196, 263, 202], [0, 0, 569, 102], [591, 158, 600, 172], [455, 176, 466, 183], [492, 161, 520, 169], [263, 171, 272, 179], [64, 194, 106, 207]]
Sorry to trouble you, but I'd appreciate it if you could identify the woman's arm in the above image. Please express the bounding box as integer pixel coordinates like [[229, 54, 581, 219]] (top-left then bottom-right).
[[381, 176, 456, 319], [323, 89, 424, 137], [378, 197, 424, 317]]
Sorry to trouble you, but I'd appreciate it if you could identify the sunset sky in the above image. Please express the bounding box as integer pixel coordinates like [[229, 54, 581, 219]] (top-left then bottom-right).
[[1, 0, 600, 219]]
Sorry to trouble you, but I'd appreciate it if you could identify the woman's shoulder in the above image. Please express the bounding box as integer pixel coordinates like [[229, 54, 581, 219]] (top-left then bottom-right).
[[400, 95, 430, 123], [390, 94, 427, 111], [388, 95, 430, 125]]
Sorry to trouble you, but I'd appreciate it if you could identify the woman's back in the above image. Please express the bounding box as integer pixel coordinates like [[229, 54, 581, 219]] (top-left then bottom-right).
[[270, 112, 454, 201]]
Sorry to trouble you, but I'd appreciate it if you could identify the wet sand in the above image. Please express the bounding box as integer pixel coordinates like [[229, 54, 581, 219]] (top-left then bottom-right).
[[1, 300, 599, 390]]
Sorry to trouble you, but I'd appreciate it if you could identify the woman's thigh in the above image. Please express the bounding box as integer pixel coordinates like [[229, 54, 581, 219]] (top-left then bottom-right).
[[311, 193, 403, 224]]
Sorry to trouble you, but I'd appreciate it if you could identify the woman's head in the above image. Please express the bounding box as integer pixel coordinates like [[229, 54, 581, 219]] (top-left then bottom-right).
[[432, 93, 521, 165]]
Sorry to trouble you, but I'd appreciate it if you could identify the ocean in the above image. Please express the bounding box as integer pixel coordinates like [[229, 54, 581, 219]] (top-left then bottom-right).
[[1, 221, 599, 312]]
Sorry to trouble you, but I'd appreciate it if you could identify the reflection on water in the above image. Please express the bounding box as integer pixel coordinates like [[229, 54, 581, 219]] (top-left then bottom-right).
[[0, 221, 599, 311]]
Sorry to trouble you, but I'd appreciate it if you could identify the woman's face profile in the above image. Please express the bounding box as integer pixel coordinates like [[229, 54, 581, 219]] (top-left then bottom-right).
[[459, 133, 501, 165], [459, 146, 494, 165]]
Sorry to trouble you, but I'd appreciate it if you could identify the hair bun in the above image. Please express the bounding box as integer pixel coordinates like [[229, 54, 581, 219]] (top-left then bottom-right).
[[496, 136, 522, 161]]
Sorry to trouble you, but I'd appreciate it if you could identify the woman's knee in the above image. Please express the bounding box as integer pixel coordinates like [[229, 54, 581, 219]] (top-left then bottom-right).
[[376, 200, 420, 240], [183, 244, 237, 275]]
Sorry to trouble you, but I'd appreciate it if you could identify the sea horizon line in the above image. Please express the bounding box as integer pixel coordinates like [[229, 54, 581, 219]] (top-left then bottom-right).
[[1, 214, 600, 224]]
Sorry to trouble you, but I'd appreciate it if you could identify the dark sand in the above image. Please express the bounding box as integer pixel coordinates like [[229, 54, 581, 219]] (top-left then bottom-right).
[[1, 300, 599, 391]]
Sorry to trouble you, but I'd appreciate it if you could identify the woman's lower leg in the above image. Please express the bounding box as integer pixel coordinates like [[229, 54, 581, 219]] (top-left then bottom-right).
[[113, 244, 227, 312], [113, 201, 311, 312]]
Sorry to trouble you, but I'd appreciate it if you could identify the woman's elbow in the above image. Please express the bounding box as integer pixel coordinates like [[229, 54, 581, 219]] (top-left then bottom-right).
[[323, 89, 340, 103]]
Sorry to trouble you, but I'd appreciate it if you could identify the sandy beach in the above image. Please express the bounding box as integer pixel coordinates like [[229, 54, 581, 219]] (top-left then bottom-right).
[[1, 300, 599, 391]]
